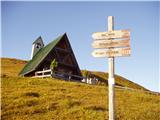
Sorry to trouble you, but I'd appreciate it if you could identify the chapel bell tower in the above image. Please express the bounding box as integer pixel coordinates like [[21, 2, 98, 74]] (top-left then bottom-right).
[[31, 36, 44, 59]]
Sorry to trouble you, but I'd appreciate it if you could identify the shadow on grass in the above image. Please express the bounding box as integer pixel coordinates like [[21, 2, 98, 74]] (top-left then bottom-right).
[[85, 105, 107, 111], [23, 92, 40, 97]]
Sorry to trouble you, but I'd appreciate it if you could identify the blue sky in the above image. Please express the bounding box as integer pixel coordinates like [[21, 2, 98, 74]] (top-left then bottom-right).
[[1, 1, 159, 92]]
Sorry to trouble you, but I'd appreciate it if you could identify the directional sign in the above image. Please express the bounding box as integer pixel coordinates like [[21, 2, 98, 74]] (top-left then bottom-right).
[[92, 30, 130, 40], [92, 39, 130, 49], [92, 47, 131, 57]]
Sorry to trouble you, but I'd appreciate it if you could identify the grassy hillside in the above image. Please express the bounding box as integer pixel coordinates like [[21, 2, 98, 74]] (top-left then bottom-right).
[[1, 58, 160, 120], [1, 58, 147, 90], [83, 71, 148, 90], [1, 58, 27, 77], [2, 77, 160, 120]]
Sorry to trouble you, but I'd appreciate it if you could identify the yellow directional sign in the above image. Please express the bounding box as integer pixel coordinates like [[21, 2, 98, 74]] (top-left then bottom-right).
[[92, 39, 130, 48], [92, 47, 131, 57], [92, 30, 130, 40]]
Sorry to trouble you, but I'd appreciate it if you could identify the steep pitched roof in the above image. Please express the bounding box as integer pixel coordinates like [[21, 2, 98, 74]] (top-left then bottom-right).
[[19, 34, 64, 76]]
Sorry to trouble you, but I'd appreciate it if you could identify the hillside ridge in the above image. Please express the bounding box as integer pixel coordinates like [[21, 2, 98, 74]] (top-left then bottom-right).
[[1, 57, 160, 120], [1, 57, 148, 91]]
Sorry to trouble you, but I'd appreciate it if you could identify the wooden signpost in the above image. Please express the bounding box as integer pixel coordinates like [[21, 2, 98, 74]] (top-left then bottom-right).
[[92, 39, 130, 48], [92, 47, 131, 58], [92, 30, 130, 40], [91, 16, 131, 120]]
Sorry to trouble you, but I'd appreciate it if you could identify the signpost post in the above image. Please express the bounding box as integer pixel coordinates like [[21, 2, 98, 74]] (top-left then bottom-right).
[[91, 16, 131, 120], [108, 16, 115, 120]]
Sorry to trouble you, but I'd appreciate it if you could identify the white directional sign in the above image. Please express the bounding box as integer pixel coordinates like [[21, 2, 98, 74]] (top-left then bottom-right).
[[92, 16, 131, 120], [92, 47, 131, 57], [92, 30, 130, 40], [92, 39, 130, 48]]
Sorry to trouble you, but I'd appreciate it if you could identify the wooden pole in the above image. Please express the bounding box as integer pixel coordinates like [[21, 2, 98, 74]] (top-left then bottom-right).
[[108, 16, 115, 120]]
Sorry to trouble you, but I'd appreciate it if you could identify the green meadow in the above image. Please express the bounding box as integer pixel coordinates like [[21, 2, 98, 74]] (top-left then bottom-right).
[[1, 58, 160, 120]]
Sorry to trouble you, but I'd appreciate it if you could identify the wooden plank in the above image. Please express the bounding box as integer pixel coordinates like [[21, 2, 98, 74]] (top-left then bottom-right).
[[92, 39, 130, 48], [35, 75, 51, 78], [55, 47, 71, 53], [59, 62, 77, 68], [92, 47, 131, 57], [35, 69, 52, 74], [92, 30, 130, 40]]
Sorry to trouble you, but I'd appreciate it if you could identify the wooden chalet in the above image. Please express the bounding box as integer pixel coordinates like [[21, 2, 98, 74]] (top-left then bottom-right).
[[19, 33, 82, 81]]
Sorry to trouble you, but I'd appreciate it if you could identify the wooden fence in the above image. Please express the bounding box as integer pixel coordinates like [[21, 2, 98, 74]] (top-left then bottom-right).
[[35, 69, 53, 78], [34, 69, 83, 81]]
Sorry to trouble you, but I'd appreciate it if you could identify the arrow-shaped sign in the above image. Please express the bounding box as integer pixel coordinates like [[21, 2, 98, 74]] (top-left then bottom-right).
[[92, 47, 131, 57], [92, 30, 130, 40], [92, 39, 130, 49]]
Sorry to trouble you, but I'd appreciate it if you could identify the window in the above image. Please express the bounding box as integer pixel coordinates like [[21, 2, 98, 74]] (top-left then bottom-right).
[[36, 43, 41, 48]]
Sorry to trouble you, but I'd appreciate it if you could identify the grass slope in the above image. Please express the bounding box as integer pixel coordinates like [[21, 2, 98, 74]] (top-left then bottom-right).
[[1, 58, 147, 90], [1, 58, 27, 77], [1, 58, 160, 120], [2, 77, 160, 120], [86, 71, 148, 90]]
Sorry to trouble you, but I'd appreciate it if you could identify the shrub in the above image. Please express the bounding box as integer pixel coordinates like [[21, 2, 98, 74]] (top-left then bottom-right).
[[23, 92, 40, 97]]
